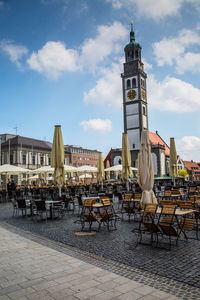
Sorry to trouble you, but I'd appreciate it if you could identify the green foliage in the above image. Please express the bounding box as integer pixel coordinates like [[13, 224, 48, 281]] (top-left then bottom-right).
[[178, 168, 188, 178]]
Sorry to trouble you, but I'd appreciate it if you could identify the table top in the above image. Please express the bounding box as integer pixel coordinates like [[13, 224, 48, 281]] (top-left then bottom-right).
[[92, 203, 104, 208], [156, 207, 195, 216]]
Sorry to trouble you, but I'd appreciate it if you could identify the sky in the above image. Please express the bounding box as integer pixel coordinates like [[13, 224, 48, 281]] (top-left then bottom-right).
[[0, 0, 200, 161]]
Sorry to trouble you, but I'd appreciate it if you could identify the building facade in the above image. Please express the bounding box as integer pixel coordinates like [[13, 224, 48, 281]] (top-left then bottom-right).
[[64, 145, 99, 167]]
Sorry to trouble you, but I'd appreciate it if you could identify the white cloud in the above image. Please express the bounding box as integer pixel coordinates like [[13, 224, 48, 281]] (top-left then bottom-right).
[[0, 40, 28, 68], [84, 59, 123, 108], [80, 22, 127, 72], [153, 29, 200, 73], [107, 0, 183, 20], [142, 58, 153, 71], [80, 119, 112, 133], [148, 75, 200, 113], [27, 41, 79, 79], [176, 136, 200, 161]]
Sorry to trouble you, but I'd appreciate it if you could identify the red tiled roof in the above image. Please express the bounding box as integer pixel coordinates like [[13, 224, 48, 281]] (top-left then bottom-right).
[[183, 160, 200, 172], [149, 132, 170, 156]]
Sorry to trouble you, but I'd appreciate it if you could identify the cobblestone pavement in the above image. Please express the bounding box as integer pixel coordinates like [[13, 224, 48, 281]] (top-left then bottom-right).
[[0, 202, 200, 299], [0, 225, 182, 300]]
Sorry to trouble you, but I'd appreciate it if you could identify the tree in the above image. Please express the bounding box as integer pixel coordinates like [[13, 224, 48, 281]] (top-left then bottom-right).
[[178, 168, 188, 179]]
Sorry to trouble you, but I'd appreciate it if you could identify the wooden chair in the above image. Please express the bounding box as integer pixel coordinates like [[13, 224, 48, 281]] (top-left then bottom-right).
[[135, 203, 159, 246], [163, 190, 171, 199], [34, 200, 48, 221], [121, 193, 136, 221], [80, 198, 100, 231], [99, 198, 117, 231], [160, 200, 175, 207]]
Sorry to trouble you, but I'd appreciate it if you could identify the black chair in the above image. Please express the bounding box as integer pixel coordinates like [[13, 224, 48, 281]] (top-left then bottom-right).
[[34, 200, 48, 221]]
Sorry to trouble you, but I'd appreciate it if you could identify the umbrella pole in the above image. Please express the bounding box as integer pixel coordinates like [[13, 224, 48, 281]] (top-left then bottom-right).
[[58, 177, 61, 197], [126, 180, 129, 192]]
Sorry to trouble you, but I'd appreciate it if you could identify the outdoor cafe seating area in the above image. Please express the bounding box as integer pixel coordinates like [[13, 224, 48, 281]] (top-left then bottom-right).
[[1, 180, 200, 250]]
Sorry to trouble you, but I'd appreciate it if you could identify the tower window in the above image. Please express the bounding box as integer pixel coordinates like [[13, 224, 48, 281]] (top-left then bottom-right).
[[132, 78, 136, 87], [143, 107, 146, 115], [131, 51, 134, 58], [132, 144, 135, 149], [135, 50, 139, 58], [127, 79, 131, 89]]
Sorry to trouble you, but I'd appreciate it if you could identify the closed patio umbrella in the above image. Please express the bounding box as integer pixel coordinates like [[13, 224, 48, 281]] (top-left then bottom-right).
[[97, 153, 105, 189], [106, 160, 110, 180], [51, 125, 65, 197], [122, 133, 133, 191], [169, 137, 178, 186], [137, 130, 157, 206]]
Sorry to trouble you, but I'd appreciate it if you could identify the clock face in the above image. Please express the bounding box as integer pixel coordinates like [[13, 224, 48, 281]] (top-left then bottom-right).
[[127, 89, 136, 100], [142, 90, 146, 101]]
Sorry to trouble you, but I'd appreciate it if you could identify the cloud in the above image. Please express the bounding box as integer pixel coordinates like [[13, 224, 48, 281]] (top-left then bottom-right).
[[26, 22, 127, 79], [153, 29, 200, 73], [84, 59, 123, 108], [80, 119, 112, 133], [148, 75, 200, 113], [0, 40, 28, 68], [27, 41, 79, 79], [176, 136, 200, 161], [0, 1, 4, 8], [106, 0, 183, 20], [80, 22, 127, 72]]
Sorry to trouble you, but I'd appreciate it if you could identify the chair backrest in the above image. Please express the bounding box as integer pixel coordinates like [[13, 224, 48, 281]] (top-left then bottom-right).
[[134, 193, 141, 199], [16, 199, 26, 209], [189, 187, 196, 193], [171, 189, 181, 196], [34, 200, 46, 211], [160, 205, 177, 216], [144, 203, 158, 215], [84, 198, 96, 207], [160, 200, 174, 207], [124, 193, 133, 201], [101, 197, 111, 207], [164, 190, 171, 197], [177, 201, 194, 210]]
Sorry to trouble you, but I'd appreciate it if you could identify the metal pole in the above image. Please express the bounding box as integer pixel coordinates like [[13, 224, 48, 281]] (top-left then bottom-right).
[[0, 137, 1, 165]]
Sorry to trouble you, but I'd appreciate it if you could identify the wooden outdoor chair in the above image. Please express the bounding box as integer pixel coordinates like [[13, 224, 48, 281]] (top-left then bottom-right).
[[99, 197, 117, 231], [80, 198, 100, 231], [158, 205, 180, 250], [134, 203, 159, 246]]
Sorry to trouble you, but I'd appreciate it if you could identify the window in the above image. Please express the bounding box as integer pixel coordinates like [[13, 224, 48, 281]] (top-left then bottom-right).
[[135, 50, 138, 58], [143, 106, 146, 115], [48, 157, 51, 165], [32, 155, 35, 165], [132, 144, 135, 149], [132, 78, 136, 87], [40, 156, 44, 165], [10, 154, 13, 164], [22, 154, 26, 165], [127, 79, 131, 89]]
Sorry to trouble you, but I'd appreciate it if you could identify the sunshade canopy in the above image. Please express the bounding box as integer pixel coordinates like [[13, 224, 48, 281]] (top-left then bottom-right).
[[76, 165, 97, 172], [0, 164, 28, 174], [105, 164, 137, 172]]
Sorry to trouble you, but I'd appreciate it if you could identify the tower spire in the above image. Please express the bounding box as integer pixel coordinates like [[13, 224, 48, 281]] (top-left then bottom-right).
[[130, 19, 135, 42]]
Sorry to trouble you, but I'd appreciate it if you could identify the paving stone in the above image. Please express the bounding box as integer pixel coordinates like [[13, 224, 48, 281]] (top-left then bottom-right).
[[74, 287, 104, 299], [115, 290, 142, 300]]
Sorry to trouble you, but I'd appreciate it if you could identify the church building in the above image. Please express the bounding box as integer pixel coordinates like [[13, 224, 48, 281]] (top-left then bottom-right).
[[104, 22, 170, 177]]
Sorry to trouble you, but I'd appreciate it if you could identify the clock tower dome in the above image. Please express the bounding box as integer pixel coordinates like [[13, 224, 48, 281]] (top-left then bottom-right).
[[121, 21, 148, 166]]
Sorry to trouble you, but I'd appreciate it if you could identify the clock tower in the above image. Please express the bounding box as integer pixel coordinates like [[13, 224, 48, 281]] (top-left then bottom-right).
[[121, 21, 148, 166]]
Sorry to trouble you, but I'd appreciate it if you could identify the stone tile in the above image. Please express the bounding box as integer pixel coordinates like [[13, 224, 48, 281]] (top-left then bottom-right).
[[70, 279, 101, 292], [92, 290, 122, 300], [150, 290, 171, 299], [134, 285, 156, 296], [114, 281, 143, 293], [74, 287, 104, 299], [115, 290, 142, 300]]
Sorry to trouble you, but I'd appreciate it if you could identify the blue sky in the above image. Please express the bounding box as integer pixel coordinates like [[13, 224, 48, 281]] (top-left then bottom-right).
[[0, 0, 200, 161]]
